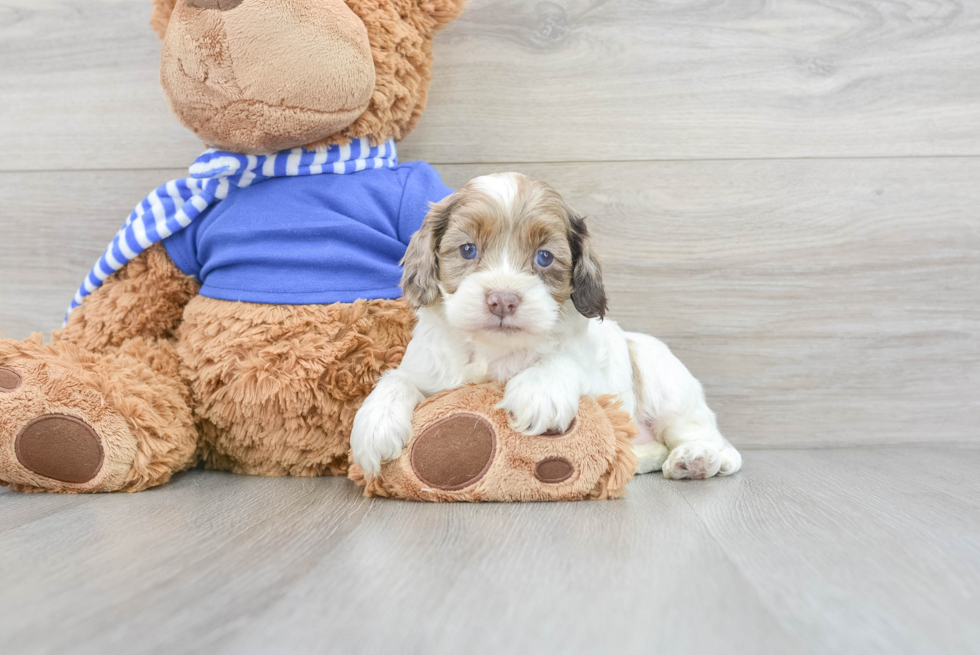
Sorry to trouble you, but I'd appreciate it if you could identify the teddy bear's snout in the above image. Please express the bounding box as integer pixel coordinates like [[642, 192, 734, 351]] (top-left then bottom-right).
[[161, 0, 377, 153]]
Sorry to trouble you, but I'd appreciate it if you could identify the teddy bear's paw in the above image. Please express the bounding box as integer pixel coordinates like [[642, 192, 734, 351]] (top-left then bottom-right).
[[352, 384, 640, 502], [0, 345, 137, 494]]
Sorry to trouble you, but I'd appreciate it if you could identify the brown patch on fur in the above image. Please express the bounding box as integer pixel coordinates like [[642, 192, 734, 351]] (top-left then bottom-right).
[[349, 384, 638, 502], [567, 211, 607, 320], [178, 297, 416, 477], [401, 194, 456, 308], [54, 244, 199, 351]]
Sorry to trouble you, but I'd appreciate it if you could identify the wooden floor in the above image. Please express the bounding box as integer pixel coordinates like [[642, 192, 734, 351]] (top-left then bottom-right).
[[1, 1, 979, 653], [2, 446, 978, 655]]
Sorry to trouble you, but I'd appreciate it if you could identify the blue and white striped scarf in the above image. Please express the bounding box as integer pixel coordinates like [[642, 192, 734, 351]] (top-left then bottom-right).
[[66, 137, 397, 324]]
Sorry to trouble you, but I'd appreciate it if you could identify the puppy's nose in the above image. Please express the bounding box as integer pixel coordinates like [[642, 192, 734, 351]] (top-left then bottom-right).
[[487, 291, 521, 318]]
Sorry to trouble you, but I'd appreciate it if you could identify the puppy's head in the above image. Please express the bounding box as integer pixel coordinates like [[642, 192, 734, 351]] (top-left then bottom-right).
[[402, 173, 607, 340]]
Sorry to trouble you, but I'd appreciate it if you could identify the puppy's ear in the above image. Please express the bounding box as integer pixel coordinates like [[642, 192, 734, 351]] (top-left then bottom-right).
[[401, 194, 457, 308], [567, 209, 608, 320]]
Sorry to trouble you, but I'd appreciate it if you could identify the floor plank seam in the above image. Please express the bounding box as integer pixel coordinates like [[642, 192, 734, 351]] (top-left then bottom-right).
[[6, 152, 980, 175]]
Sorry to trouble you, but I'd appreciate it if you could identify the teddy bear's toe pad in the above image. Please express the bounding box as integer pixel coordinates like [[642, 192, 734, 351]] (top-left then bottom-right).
[[534, 456, 574, 483], [0, 368, 22, 392], [15, 415, 104, 484]]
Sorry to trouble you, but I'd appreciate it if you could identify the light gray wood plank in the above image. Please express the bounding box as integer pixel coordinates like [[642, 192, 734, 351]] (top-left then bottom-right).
[[0, 471, 804, 655], [2, 159, 976, 447], [3, 0, 980, 171], [1, 447, 979, 654], [0, 168, 187, 338], [675, 446, 980, 655], [208, 477, 802, 655], [404, 0, 980, 163], [0, 0, 204, 172]]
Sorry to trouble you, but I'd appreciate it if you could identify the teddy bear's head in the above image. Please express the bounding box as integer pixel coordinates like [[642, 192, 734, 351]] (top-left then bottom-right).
[[150, 0, 464, 154]]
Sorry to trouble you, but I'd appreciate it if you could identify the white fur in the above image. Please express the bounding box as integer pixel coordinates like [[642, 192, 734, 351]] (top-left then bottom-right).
[[350, 176, 742, 481], [470, 173, 519, 212]]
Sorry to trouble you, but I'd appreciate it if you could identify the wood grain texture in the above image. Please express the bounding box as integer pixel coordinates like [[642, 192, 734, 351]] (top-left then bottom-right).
[[1, 447, 978, 655], [2, 0, 980, 171], [675, 447, 980, 655], [2, 159, 977, 447]]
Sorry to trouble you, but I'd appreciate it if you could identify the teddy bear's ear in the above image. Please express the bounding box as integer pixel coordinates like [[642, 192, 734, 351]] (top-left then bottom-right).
[[150, 0, 178, 39], [422, 0, 467, 30]]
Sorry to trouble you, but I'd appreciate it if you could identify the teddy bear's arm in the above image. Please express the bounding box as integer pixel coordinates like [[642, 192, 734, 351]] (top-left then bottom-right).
[[53, 244, 199, 351]]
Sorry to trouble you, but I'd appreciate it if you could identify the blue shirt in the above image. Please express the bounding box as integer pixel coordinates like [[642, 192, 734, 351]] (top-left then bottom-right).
[[163, 161, 452, 305]]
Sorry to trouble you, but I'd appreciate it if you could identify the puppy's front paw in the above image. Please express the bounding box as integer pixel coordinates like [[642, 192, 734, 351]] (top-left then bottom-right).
[[350, 400, 415, 480], [498, 369, 580, 436]]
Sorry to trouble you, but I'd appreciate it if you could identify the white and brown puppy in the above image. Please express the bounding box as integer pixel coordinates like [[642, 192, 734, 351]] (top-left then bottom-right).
[[351, 173, 742, 481]]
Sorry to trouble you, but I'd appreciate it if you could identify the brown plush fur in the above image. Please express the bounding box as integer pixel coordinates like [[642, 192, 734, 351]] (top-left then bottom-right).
[[0, 333, 197, 493], [53, 244, 199, 350], [349, 384, 639, 502], [0, 246, 414, 492], [178, 297, 415, 477], [151, 0, 466, 152], [159, 0, 378, 154]]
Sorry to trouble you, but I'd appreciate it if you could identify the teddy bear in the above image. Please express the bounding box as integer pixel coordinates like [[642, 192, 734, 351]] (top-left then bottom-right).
[[0, 0, 638, 500], [0, 0, 466, 493]]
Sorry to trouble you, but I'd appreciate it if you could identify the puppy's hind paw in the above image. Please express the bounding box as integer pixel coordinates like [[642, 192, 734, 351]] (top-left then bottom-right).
[[717, 446, 742, 476], [662, 442, 723, 480]]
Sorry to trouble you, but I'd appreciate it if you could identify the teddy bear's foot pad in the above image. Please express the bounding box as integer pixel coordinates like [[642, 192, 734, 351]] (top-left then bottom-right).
[[15, 414, 104, 484]]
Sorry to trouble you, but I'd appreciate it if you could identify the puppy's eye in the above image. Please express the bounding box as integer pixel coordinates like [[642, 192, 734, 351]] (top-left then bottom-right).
[[460, 243, 478, 260], [535, 250, 554, 267]]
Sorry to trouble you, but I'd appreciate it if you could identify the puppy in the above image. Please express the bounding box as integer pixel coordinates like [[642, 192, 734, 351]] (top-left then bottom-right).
[[351, 173, 742, 481]]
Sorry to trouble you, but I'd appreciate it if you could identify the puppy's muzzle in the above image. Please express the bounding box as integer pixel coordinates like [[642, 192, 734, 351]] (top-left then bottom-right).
[[487, 291, 521, 318]]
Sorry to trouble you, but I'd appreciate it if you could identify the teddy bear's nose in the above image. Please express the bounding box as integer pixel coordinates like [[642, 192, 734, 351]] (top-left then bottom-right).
[[185, 0, 244, 11]]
